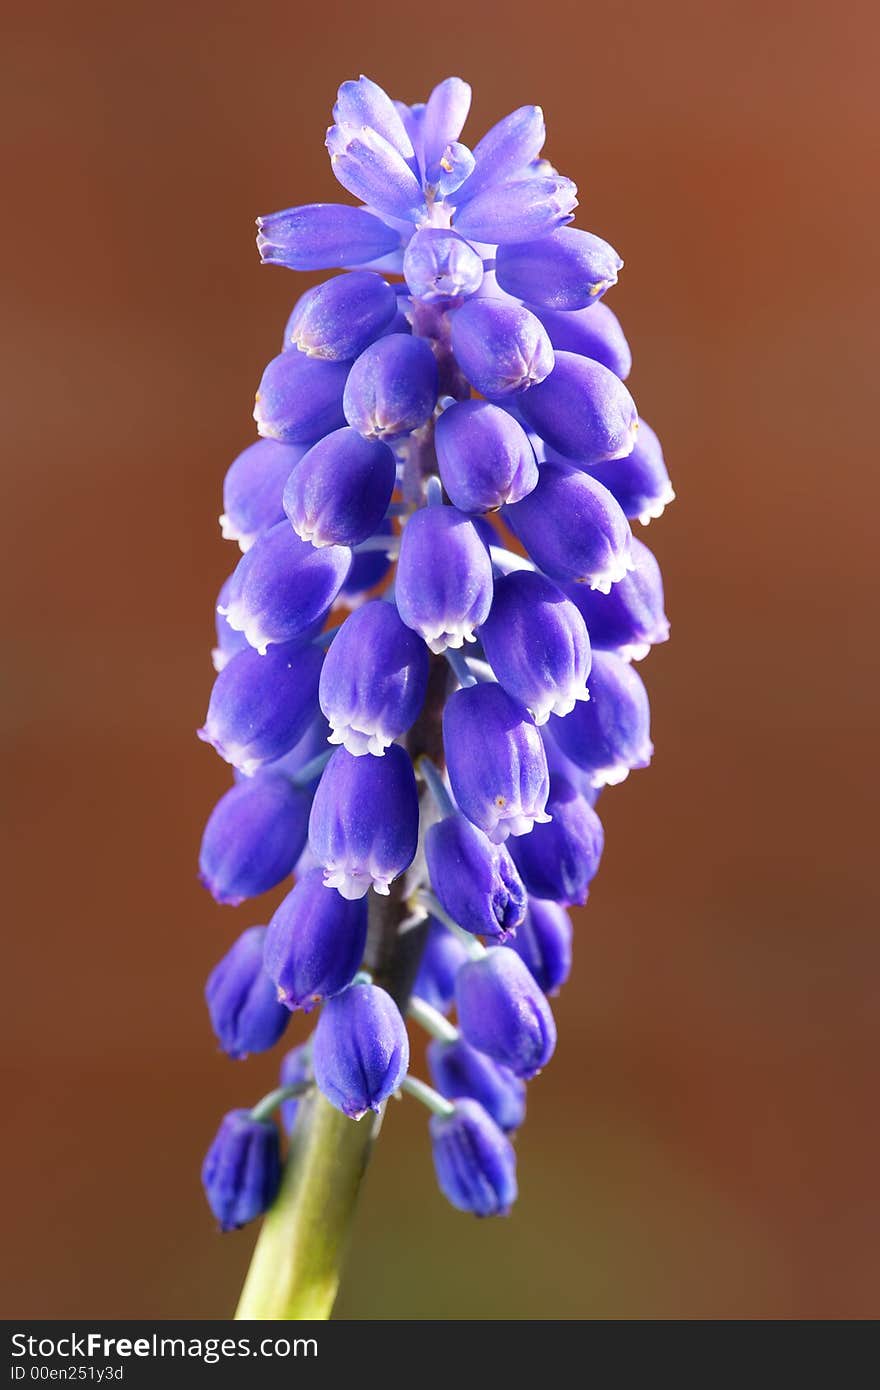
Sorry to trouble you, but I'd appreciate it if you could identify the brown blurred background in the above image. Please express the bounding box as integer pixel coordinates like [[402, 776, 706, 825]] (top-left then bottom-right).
[[2, 0, 878, 1320]]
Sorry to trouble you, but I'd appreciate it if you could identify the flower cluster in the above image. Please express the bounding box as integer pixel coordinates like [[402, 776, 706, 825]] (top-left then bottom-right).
[[199, 75, 673, 1231]]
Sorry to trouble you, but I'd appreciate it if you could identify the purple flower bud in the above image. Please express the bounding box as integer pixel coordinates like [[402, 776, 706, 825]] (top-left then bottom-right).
[[205, 925, 290, 1059], [198, 774, 311, 905], [198, 640, 323, 776], [506, 898, 573, 995], [586, 417, 675, 524], [443, 683, 550, 843], [212, 575, 249, 672], [505, 460, 633, 592], [422, 77, 472, 179], [343, 334, 438, 441], [278, 1044, 313, 1132], [453, 175, 577, 244], [338, 517, 394, 605], [551, 650, 653, 787], [496, 227, 623, 309], [455, 947, 557, 1079], [531, 301, 632, 380], [220, 438, 305, 551], [519, 351, 638, 465], [479, 570, 591, 724], [435, 400, 537, 512], [319, 600, 429, 756], [284, 271, 398, 362], [327, 124, 425, 221], [428, 1038, 526, 1134], [308, 744, 419, 898], [283, 427, 396, 549], [412, 920, 470, 1015], [509, 776, 603, 905], [220, 521, 351, 654], [565, 537, 669, 660], [333, 76, 415, 160], [257, 204, 401, 271], [313, 980, 409, 1119], [263, 868, 368, 1012], [450, 299, 553, 397], [432, 142, 476, 196], [403, 229, 483, 304], [202, 1109, 281, 1231], [259, 712, 332, 787], [396, 506, 493, 653], [429, 1099, 518, 1217], [254, 351, 348, 445], [425, 813, 526, 939], [456, 105, 546, 202], [540, 724, 602, 806]]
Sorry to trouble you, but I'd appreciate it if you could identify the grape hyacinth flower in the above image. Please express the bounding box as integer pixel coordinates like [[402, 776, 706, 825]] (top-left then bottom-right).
[[196, 74, 673, 1318]]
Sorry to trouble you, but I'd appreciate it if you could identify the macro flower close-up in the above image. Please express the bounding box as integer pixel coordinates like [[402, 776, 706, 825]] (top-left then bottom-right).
[[5, 0, 878, 1344], [191, 71, 675, 1316]]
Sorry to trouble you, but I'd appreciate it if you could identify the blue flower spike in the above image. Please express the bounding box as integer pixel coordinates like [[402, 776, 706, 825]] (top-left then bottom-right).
[[199, 73, 671, 1234]]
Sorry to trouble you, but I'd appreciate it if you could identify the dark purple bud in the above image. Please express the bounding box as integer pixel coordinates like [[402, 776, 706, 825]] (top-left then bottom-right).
[[403, 229, 483, 303], [443, 683, 550, 843], [586, 417, 675, 524], [202, 1109, 281, 1231], [333, 77, 415, 160], [279, 1043, 313, 1132], [396, 505, 493, 653], [313, 980, 409, 1119], [479, 569, 591, 724], [509, 776, 604, 905], [435, 400, 537, 512], [551, 650, 653, 787], [220, 521, 351, 654], [450, 299, 553, 397], [422, 77, 472, 179], [425, 813, 526, 939], [283, 426, 396, 549], [198, 774, 310, 906], [205, 925, 290, 1060], [429, 1099, 518, 1217], [505, 459, 633, 591], [456, 104, 545, 202], [257, 204, 400, 271], [319, 599, 429, 756], [453, 175, 577, 244], [198, 640, 322, 776], [285, 271, 398, 362], [343, 334, 438, 441], [506, 898, 573, 995], [565, 536, 669, 660], [519, 351, 638, 465], [308, 744, 419, 898], [327, 125, 425, 221], [220, 438, 305, 552], [496, 227, 623, 309], [531, 300, 632, 380], [455, 948, 557, 1079], [263, 868, 368, 1012], [338, 517, 394, 604], [412, 920, 470, 1015], [428, 1038, 526, 1134], [254, 351, 348, 445]]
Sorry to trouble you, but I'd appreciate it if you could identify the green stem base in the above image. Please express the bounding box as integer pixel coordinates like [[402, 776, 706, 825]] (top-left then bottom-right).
[[235, 1093, 380, 1320]]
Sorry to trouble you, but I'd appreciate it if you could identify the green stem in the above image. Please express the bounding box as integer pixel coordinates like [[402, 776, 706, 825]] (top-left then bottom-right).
[[235, 1093, 380, 1320]]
